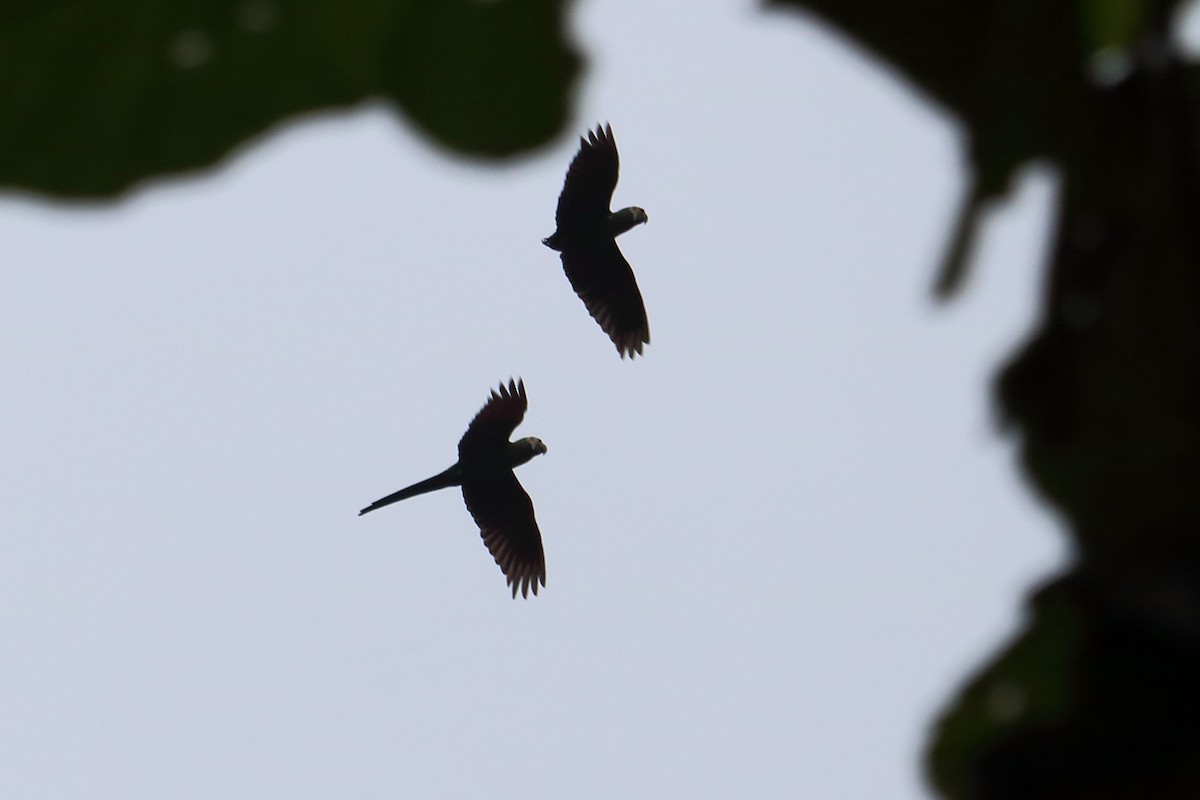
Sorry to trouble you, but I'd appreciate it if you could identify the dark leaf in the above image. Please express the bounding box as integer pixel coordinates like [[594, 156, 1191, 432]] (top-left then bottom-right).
[[0, 0, 579, 198]]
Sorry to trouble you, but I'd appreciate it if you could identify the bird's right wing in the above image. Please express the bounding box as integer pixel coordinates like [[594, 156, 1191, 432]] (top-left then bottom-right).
[[458, 379, 528, 460], [554, 124, 620, 228], [461, 473, 546, 598], [560, 239, 650, 359]]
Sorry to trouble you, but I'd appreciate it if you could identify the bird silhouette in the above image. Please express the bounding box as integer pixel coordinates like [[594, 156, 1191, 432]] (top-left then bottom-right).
[[543, 123, 650, 358], [359, 379, 548, 598]]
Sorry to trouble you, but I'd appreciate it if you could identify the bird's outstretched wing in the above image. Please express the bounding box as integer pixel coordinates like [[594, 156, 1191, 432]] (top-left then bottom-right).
[[458, 379, 527, 460], [560, 239, 650, 358], [554, 124, 619, 229], [462, 473, 546, 598]]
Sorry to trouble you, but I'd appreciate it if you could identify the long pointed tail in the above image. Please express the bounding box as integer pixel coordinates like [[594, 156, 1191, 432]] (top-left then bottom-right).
[[359, 464, 461, 516]]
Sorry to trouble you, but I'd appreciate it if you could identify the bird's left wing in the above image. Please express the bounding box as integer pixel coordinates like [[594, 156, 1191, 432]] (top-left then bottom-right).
[[458, 379, 527, 460], [461, 473, 546, 598], [560, 239, 650, 358]]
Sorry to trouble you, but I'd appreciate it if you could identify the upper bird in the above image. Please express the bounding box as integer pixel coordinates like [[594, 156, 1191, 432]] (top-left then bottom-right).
[[359, 379, 548, 598], [543, 124, 650, 359]]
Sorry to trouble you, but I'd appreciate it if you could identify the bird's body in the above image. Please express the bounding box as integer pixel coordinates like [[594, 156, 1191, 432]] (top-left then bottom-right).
[[544, 124, 650, 358], [542, 206, 647, 252], [359, 380, 548, 598]]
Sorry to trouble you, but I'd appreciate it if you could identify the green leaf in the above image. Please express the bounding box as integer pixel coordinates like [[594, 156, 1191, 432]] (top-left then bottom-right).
[[0, 0, 579, 199], [926, 579, 1083, 797], [766, 0, 1088, 197], [1076, 0, 1148, 53]]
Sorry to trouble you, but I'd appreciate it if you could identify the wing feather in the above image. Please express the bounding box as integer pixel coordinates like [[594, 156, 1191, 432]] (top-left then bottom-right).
[[461, 474, 546, 598], [458, 379, 527, 460], [554, 124, 619, 229], [560, 240, 650, 358]]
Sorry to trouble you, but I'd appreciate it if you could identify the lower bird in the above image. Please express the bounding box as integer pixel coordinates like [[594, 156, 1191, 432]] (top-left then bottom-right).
[[359, 379, 548, 598]]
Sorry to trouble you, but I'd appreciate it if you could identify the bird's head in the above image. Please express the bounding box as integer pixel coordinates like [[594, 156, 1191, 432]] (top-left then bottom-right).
[[509, 436, 548, 467], [610, 206, 649, 237]]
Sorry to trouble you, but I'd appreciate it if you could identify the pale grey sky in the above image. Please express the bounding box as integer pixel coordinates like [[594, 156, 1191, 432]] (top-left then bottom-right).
[[1, 2, 1065, 797]]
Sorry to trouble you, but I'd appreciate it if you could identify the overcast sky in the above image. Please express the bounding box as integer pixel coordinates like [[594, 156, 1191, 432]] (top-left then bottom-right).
[[0, 2, 1069, 798]]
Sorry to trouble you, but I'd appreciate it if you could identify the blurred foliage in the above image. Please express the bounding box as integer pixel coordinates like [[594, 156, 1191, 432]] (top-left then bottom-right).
[[0, 0, 578, 198], [1077, 0, 1149, 51], [770, 0, 1200, 796]]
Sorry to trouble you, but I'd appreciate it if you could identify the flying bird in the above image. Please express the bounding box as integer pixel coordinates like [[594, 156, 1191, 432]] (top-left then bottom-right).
[[359, 379, 548, 598], [543, 123, 650, 358]]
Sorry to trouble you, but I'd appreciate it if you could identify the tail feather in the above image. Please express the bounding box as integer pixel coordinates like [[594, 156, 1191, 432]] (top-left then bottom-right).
[[359, 464, 460, 516]]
